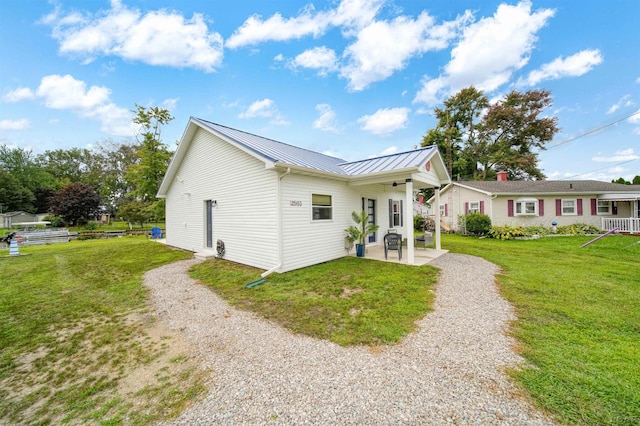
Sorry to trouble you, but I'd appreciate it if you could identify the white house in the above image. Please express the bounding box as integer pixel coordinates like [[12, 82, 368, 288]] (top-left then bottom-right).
[[432, 172, 640, 234], [157, 117, 451, 273]]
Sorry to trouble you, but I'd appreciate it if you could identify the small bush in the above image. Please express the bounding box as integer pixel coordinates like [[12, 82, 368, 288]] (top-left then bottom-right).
[[84, 222, 97, 231], [488, 225, 528, 240], [464, 213, 491, 235], [414, 215, 425, 230], [43, 215, 66, 228], [556, 223, 603, 235]]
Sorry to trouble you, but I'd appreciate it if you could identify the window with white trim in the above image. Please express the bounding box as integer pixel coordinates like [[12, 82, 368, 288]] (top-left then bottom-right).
[[468, 201, 480, 214], [562, 199, 577, 215], [440, 204, 446, 217], [312, 194, 332, 220], [392, 200, 401, 226], [515, 199, 538, 216], [597, 200, 611, 214]]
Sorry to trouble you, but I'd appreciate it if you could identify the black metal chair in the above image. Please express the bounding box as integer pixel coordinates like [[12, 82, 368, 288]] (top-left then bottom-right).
[[383, 232, 402, 260]]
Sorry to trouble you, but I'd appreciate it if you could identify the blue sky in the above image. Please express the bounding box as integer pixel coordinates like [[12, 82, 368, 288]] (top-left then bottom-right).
[[1, 0, 638, 181]]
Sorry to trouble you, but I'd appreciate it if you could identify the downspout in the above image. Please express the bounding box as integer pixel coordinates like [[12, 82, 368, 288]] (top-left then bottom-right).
[[263, 167, 291, 277]]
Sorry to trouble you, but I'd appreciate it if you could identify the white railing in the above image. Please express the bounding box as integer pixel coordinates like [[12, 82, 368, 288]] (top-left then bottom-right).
[[601, 217, 640, 234]]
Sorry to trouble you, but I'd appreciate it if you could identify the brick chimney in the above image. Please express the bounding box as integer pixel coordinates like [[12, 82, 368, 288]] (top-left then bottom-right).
[[497, 171, 508, 181]]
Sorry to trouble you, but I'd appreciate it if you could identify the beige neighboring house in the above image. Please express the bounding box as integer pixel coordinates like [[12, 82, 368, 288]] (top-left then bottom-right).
[[432, 172, 640, 234], [1, 211, 38, 228]]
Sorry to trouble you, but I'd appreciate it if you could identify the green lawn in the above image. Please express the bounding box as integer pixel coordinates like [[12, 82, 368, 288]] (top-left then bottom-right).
[[190, 257, 439, 346], [442, 234, 640, 425], [0, 237, 203, 425]]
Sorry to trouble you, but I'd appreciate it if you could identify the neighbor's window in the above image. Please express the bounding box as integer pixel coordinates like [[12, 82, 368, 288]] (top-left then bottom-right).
[[515, 199, 537, 215], [468, 201, 480, 214], [440, 204, 446, 217], [312, 194, 332, 220], [597, 200, 611, 214], [562, 199, 577, 215]]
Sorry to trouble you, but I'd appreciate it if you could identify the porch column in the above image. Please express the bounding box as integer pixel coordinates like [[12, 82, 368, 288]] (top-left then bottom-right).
[[405, 178, 414, 264], [434, 186, 442, 250]]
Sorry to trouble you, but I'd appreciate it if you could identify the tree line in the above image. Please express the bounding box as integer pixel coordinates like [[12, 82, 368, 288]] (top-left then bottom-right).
[[0, 105, 173, 227]]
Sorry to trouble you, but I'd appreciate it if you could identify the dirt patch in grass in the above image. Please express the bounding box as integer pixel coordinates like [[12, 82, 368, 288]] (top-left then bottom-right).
[[1, 312, 207, 425]]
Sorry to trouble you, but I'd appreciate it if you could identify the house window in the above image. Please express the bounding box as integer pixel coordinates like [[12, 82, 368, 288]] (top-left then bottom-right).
[[468, 201, 480, 214], [562, 199, 577, 215], [392, 200, 401, 227], [515, 199, 537, 216], [312, 194, 332, 220], [440, 204, 446, 217], [597, 200, 611, 214]]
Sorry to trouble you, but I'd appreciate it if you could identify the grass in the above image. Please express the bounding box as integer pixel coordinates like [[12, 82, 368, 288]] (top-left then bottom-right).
[[190, 257, 439, 346], [442, 233, 640, 425], [0, 236, 205, 425]]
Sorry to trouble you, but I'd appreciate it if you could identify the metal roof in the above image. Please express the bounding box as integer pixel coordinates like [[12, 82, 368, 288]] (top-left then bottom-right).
[[193, 118, 348, 174], [193, 117, 437, 176], [339, 147, 436, 175]]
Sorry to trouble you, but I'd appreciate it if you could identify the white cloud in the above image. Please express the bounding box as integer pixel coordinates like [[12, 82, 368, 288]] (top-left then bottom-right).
[[628, 109, 640, 123], [3, 87, 35, 102], [313, 104, 338, 132], [341, 11, 472, 91], [0, 119, 30, 130], [524, 49, 603, 87], [239, 98, 289, 125], [592, 148, 639, 162], [162, 98, 179, 111], [414, 1, 555, 105], [44, 1, 223, 72], [6, 74, 132, 136], [357, 107, 410, 135], [291, 46, 338, 76], [226, 0, 384, 48], [606, 96, 635, 115]]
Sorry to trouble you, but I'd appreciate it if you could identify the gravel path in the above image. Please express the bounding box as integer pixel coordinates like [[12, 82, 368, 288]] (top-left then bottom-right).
[[146, 253, 555, 425]]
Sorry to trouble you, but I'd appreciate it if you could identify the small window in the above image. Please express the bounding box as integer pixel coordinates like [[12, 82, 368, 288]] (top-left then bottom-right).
[[468, 201, 480, 214], [515, 200, 537, 215], [312, 194, 332, 220], [440, 204, 446, 217], [597, 200, 610, 214], [392, 200, 401, 226], [562, 199, 576, 215]]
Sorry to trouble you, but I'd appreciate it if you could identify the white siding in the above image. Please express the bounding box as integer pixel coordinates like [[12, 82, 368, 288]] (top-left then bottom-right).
[[164, 128, 278, 270]]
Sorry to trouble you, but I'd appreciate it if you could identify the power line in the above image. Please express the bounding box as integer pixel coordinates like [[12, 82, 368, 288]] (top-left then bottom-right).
[[558, 158, 638, 181], [547, 110, 640, 150]]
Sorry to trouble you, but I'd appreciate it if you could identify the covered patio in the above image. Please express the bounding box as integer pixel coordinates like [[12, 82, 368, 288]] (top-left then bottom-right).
[[351, 243, 449, 266]]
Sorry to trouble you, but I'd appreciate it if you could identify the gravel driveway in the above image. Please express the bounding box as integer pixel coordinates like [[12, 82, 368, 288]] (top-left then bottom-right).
[[146, 253, 555, 425]]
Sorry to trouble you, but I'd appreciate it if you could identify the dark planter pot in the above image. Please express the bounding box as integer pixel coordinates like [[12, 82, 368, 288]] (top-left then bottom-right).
[[356, 244, 365, 257]]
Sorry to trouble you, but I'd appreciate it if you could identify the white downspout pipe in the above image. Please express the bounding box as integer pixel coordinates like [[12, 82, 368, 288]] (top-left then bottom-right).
[[405, 178, 414, 264], [265, 167, 291, 276]]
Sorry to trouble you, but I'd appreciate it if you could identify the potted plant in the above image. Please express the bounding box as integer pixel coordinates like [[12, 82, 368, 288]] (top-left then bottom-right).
[[345, 210, 379, 257]]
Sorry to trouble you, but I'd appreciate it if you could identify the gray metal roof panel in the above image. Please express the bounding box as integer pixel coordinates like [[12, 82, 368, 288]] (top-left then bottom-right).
[[193, 118, 348, 174], [339, 146, 437, 175]]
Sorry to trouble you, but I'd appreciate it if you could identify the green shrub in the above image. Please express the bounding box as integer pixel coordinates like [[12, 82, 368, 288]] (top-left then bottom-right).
[[556, 223, 603, 235], [488, 225, 528, 240], [84, 222, 97, 230], [43, 215, 66, 227], [464, 213, 491, 235], [414, 215, 425, 230]]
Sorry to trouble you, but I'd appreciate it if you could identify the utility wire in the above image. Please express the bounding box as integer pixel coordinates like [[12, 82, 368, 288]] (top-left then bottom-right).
[[547, 109, 640, 150]]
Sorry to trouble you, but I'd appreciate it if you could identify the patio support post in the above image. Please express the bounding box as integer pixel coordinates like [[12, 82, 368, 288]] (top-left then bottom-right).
[[405, 178, 414, 264], [434, 186, 442, 250]]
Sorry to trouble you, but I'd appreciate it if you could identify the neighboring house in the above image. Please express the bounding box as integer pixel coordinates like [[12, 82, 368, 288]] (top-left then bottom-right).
[[1, 211, 38, 228], [157, 117, 451, 273], [432, 172, 640, 234]]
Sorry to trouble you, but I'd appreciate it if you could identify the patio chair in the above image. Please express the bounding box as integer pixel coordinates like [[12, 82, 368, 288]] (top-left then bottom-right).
[[383, 232, 402, 260], [415, 231, 434, 249], [150, 227, 164, 239]]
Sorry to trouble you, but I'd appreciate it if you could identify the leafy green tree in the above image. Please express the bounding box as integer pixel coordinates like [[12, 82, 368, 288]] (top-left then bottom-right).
[[0, 168, 34, 212], [49, 183, 102, 225], [94, 139, 139, 216], [421, 87, 559, 180], [126, 105, 173, 202], [118, 199, 152, 228], [36, 147, 103, 188], [0, 145, 55, 211], [634, 175, 640, 185]]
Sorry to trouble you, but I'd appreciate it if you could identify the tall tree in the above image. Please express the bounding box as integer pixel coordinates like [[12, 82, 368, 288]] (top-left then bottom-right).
[[126, 105, 173, 203], [0, 168, 34, 213], [421, 87, 559, 180], [36, 147, 103, 188], [49, 183, 102, 225], [94, 139, 138, 216]]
